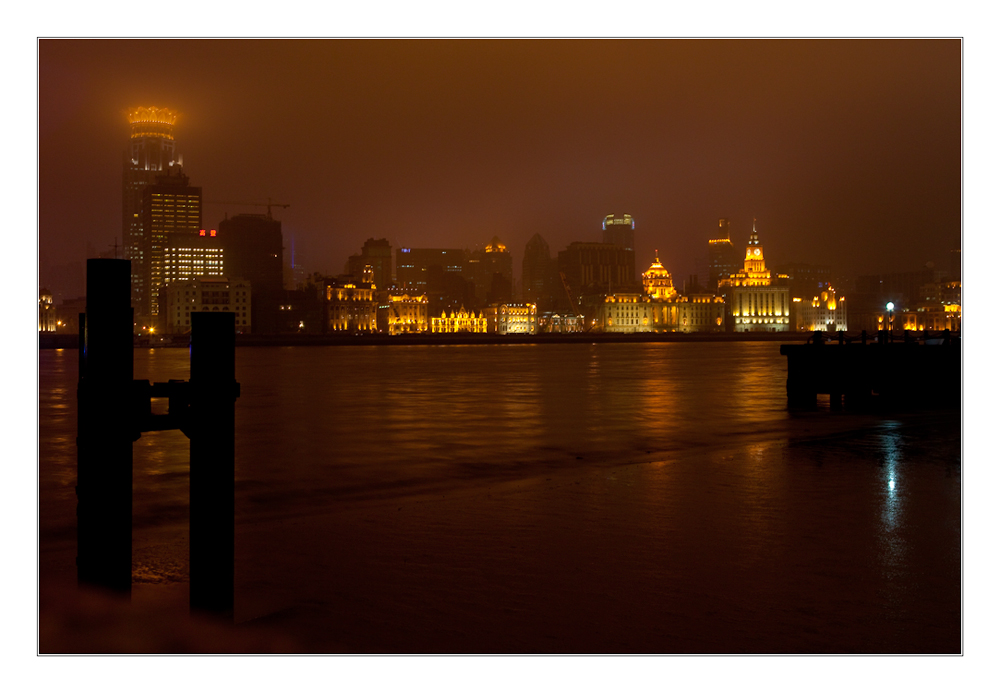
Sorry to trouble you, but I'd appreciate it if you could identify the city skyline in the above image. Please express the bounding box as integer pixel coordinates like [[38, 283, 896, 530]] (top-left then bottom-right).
[[39, 40, 960, 294]]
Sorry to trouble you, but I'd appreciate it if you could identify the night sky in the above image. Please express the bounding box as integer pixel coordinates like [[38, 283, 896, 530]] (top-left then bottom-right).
[[38, 39, 960, 291]]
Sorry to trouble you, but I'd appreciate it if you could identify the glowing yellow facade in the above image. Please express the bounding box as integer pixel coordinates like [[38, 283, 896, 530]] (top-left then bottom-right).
[[642, 253, 678, 300], [39, 289, 56, 332], [794, 288, 848, 332], [901, 303, 961, 332], [430, 307, 487, 333], [377, 293, 429, 334], [326, 272, 377, 332], [598, 294, 654, 332], [719, 222, 790, 332], [164, 277, 252, 334], [483, 303, 537, 334]]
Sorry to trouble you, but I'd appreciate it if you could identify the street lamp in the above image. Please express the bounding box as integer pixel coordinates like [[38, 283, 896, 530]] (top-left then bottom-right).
[[886, 302, 894, 342]]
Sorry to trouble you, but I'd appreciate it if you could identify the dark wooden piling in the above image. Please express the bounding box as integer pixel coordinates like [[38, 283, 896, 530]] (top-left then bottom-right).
[[76, 258, 134, 595], [188, 312, 239, 617]]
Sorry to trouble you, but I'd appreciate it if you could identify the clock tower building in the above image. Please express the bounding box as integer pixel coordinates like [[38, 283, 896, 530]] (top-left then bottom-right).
[[719, 220, 790, 332]]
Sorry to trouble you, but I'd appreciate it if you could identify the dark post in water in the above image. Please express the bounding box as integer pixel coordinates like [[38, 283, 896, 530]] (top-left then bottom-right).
[[76, 258, 134, 595], [188, 311, 238, 617]]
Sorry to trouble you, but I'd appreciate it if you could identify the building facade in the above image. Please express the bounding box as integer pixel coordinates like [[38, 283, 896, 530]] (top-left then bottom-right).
[[538, 312, 585, 333], [377, 293, 429, 334], [483, 303, 538, 335], [719, 222, 790, 332], [163, 277, 252, 334], [429, 307, 487, 333], [325, 269, 377, 332], [39, 289, 56, 332], [522, 234, 558, 310], [793, 288, 848, 332], [598, 294, 654, 333]]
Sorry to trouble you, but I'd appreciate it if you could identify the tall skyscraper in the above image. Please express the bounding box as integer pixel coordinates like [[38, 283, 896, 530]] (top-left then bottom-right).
[[346, 238, 394, 291], [140, 167, 206, 322], [602, 214, 635, 251], [123, 106, 180, 319], [707, 218, 743, 292], [218, 213, 284, 333], [475, 236, 513, 304], [522, 233, 555, 309]]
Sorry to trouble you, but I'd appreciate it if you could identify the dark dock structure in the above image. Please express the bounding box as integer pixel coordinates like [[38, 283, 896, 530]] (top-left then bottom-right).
[[780, 331, 961, 410]]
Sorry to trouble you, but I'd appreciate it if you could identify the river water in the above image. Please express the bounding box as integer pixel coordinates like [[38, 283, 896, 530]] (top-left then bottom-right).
[[38, 342, 961, 653]]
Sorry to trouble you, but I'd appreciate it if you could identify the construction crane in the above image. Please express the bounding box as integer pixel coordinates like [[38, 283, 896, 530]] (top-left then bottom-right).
[[559, 271, 580, 315], [204, 197, 290, 219]]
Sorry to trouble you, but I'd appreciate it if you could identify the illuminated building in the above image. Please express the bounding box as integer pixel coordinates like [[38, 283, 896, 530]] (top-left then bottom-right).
[[598, 294, 654, 333], [642, 252, 678, 301], [123, 106, 181, 318], [538, 312, 585, 333], [793, 288, 848, 332], [163, 277, 251, 334], [522, 234, 557, 309], [139, 167, 203, 323], [707, 218, 743, 291], [901, 303, 961, 332], [900, 280, 961, 333], [39, 289, 56, 332], [325, 267, 377, 332], [377, 293, 429, 334], [639, 254, 725, 333], [219, 213, 284, 333], [347, 238, 393, 292], [719, 221, 790, 332], [672, 295, 726, 333], [483, 303, 537, 335], [430, 307, 487, 333], [162, 228, 224, 293]]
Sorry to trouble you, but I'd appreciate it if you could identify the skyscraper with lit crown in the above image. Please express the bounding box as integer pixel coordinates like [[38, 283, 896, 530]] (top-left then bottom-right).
[[123, 106, 181, 321]]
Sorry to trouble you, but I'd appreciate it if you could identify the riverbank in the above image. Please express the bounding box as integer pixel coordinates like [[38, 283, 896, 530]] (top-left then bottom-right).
[[40, 330, 823, 350]]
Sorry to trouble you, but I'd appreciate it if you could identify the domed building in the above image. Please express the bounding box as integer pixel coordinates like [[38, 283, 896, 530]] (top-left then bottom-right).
[[642, 252, 678, 301]]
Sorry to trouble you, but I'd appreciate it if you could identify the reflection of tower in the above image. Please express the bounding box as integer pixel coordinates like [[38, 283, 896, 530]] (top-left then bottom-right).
[[123, 106, 180, 318]]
